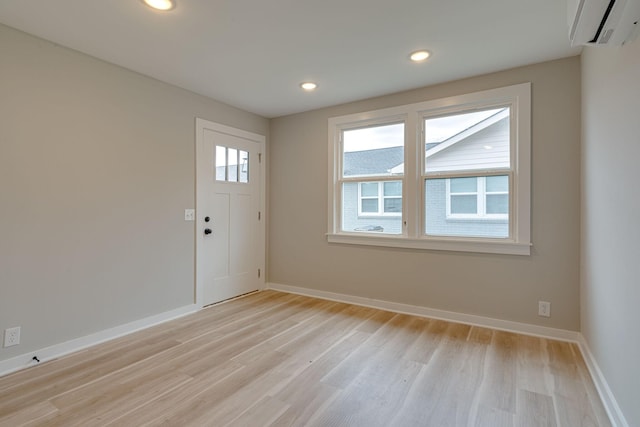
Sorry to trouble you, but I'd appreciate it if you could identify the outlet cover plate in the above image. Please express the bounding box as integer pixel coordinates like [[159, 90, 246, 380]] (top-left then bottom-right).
[[184, 209, 195, 221], [538, 301, 551, 317], [4, 327, 21, 347]]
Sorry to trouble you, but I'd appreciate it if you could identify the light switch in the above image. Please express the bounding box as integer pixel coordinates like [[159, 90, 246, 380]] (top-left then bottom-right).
[[184, 209, 195, 221]]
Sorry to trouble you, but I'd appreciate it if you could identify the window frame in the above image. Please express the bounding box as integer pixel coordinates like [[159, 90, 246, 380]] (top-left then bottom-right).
[[327, 83, 531, 255]]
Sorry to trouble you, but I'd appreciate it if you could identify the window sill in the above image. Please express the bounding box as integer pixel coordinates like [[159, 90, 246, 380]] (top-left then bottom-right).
[[326, 233, 531, 256]]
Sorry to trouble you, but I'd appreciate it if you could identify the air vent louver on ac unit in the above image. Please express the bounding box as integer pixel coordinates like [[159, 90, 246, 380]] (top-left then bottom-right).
[[568, 0, 640, 46]]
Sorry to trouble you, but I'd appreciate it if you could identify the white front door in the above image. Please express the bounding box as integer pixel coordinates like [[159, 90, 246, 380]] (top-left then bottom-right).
[[196, 119, 265, 306]]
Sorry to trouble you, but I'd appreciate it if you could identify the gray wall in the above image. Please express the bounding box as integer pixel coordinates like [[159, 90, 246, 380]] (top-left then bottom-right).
[[581, 40, 640, 426], [0, 24, 268, 362], [270, 56, 582, 330]]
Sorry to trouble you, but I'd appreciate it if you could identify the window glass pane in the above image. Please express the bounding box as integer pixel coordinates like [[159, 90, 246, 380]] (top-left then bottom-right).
[[361, 199, 378, 213], [343, 123, 404, 177], [451, 195, 477, 214], [239, 150, 249, 183], [216, 146, 226, 181], [425, 107, 510, 173], [487, 194, 509, 214], [360, 182, 378, 197], [425, 178, 509, 238], [486, 175, 508, 192], [383, 181, 402, 196], [342, 183, 402, 234], [450, 177, 477, 193], [384, 198, 402, 213], [228, 148, 238, 182]]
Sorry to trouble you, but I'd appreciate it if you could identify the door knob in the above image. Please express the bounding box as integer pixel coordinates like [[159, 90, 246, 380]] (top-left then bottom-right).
[[204, 228, 212, 235]]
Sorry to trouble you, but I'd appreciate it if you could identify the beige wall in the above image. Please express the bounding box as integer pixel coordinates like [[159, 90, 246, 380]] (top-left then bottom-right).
[[270, 57, 582, 330], [581, 40, 640, 426], [0, 24, 268, 361]]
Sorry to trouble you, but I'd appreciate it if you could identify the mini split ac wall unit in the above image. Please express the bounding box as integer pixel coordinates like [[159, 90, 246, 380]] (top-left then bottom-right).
[[568, 0, 640, 46]]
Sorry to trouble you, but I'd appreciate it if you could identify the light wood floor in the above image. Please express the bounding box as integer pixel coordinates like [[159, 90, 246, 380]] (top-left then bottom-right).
[[0, 290, 610, 427]]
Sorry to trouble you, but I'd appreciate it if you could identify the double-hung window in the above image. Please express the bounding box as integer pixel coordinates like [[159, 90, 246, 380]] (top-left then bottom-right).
[[328, 83, 531, 255]]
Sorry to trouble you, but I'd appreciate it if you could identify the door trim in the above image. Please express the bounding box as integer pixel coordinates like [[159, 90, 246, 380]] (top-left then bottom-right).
[[195, 118, 266, 308]]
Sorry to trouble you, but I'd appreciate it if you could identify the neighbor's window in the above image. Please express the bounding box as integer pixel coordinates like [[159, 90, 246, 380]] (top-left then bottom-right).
[[358, 181, 402, 216], [328, 83, 531, 255]]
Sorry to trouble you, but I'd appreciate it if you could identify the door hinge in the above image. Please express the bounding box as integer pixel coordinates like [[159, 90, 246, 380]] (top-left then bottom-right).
[[258, 268, 261, 278], [258, 153, 262, 163]]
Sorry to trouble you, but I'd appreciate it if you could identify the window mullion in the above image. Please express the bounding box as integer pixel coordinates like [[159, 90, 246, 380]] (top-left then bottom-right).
[[404, 113, 419, 238], [478, 177, 486, 216]]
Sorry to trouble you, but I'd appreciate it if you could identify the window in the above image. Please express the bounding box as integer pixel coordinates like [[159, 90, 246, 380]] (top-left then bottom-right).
[[328, 83, 531, 255], [358, 181, 402, 216], [445, 175, 509, 220], [339, 122, 404, 235]]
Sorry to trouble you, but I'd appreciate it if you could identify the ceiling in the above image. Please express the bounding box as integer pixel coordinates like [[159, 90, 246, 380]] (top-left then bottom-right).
[[0, 0, 581, 118]]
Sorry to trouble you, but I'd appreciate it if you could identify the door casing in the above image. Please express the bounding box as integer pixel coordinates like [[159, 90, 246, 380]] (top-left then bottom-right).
[[195, 118, 266, 308]]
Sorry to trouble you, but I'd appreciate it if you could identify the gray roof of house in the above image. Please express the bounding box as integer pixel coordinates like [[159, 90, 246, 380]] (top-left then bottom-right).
[[343, 146, 404, 176], [343, 144, 444, 175]]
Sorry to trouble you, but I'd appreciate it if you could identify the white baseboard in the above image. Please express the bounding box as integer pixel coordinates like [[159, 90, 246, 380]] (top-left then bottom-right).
[[266, 282, 579, 342], [576, 334, 629, 427], [0, 304, 199, 377]]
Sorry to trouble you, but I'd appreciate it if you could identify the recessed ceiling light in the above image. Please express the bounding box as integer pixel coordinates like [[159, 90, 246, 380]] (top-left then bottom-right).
[[300, 82, 318, 91], [410, 50, 431, 62], [142, 0, 176, 11]]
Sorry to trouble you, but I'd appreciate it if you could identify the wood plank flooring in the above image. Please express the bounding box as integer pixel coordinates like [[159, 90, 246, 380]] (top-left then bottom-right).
[[0, 290, 611, 426]]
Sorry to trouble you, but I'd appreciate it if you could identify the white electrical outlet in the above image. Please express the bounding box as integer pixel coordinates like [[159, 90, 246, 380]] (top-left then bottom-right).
[[184, 209, 195, 221], [538, 301, 551, 317], [4, 327, 21, 347]]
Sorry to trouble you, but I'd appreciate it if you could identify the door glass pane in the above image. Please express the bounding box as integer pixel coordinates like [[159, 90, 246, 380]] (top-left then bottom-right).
[[239, 150, 249, 183], [216, 146, 226, 181], [228, 148, 238, 182], [425, 107, 510, 173], [343, 123, 404, 177]]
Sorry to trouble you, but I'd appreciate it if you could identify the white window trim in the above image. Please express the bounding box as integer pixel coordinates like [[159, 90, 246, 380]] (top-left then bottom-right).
[[327, 83, 531, 256], [445, 177, 509, 220], [357, 181, 402, 217]]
